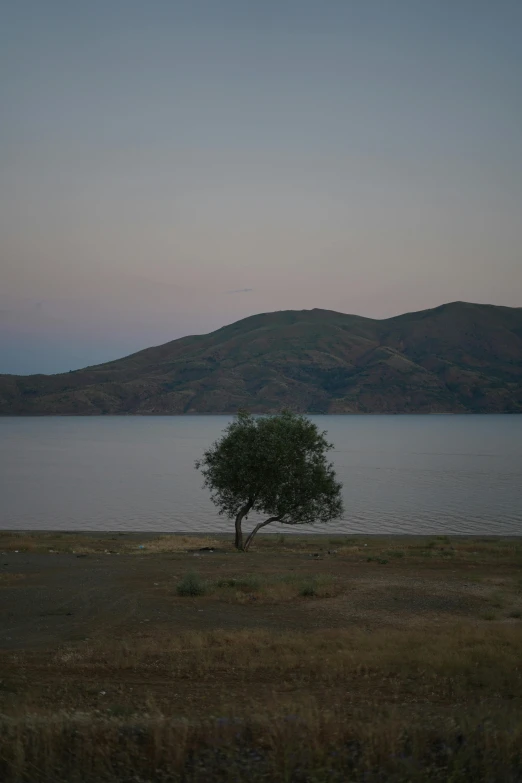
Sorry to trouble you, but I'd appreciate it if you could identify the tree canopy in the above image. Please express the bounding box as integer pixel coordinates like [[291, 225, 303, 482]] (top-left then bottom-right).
[[195, 410, 344, 550]]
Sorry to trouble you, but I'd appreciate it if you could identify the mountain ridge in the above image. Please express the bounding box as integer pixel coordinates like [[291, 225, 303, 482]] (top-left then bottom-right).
[[1, 301, 521, 414]]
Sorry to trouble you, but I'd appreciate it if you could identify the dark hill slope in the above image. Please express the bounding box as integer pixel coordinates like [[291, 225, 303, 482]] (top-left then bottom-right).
[[1, 302, 521, 414]]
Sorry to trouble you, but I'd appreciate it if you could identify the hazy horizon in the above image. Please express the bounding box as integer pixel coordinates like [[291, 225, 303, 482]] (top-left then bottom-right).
[[2, 1, 522, 374]]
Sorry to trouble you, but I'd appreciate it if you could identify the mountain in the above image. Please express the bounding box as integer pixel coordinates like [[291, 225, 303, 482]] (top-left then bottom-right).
[[1, 301, 522, 414]]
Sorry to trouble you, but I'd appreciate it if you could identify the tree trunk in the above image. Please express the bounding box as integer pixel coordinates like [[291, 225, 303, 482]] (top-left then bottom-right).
[[244, 516, 282, 551], [234, 513, 244, 550], [234, 499, 255, 551]]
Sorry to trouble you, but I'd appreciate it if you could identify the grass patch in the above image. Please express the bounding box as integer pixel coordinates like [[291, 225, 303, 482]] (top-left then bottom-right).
[[211, 572, 341, 602], [489, 591, 506, 609], [0, 532, 224, 555], [139, 535, 221, 554], [0, 573, 25, 586], [176, 571, 208, 597], [285, 574, 340, 599], [299, 578, 323, 597], [0, 532, 107, 555], [215, 575, 261, 592], [2, 708, 522, 783], [40, 624, 522, 691], [105, 704, 137, 718], [329, 536, 356, 547], [1, 533, 521, 567]]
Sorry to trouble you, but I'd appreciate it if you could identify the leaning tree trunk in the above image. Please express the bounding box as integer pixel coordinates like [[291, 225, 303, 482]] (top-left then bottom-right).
[[244, 516, 282, 551], [234, 499, 255, 551]]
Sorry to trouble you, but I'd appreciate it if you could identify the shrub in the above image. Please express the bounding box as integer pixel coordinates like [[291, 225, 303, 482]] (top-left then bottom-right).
[[299, 575, 337, 597], [300, 580, 318, 597], [176, 571, 207, 597]]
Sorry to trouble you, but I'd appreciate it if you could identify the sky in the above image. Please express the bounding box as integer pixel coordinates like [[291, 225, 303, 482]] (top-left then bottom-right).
[[1, 0, 521, 374]]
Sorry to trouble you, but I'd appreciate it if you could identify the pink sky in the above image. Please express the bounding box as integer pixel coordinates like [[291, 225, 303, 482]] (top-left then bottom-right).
[[1, 1, 521, 373]]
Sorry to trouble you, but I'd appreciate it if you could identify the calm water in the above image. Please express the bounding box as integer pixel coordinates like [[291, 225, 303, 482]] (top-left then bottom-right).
[[1, 416, 521, 536]]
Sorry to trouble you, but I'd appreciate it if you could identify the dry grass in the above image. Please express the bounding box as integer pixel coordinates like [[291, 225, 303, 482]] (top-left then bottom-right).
[[2, 533, 522, 780], [330, 537, 522, 567], [2, 625, 522, 781], [2, 707, 521, 783], [0, 532, 128, 555], [46, 624, 522, 693], [1, 530, 521, 560], [0, 573, 25, 586], [138, 535, 222, 554], [0, 532, 223, 556], [171, 571, 343, 603]]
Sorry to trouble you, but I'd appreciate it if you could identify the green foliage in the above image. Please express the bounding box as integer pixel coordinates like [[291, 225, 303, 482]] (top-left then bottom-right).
[[216, 576, 261, 591], [195, 411, 344, 545], [297, 575, 337, 597], [176, 571, 207, 596], [300, 580, 318, 597]]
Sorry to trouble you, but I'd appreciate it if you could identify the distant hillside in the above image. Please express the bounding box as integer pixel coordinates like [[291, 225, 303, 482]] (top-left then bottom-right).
[[1, 302, 522, 414]]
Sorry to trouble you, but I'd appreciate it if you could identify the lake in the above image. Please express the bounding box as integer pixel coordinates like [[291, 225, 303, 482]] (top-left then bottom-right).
[[1, 415, 521, 536]]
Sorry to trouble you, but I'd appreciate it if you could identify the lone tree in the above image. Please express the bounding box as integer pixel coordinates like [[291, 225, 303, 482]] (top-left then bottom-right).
[[196, 410, 344, 551]]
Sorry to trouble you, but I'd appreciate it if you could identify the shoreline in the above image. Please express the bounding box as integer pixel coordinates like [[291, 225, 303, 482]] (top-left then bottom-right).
[[2, 529, 521, 538]]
